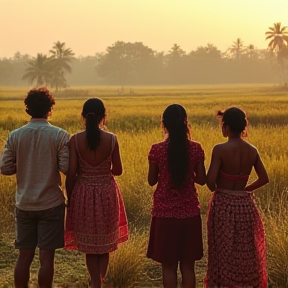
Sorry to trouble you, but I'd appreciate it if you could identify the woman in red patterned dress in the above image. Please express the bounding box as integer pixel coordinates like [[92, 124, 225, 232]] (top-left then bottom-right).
[[147, 104, 206, 288], [205, 107, 269, 288], [64, 98, 128, 288]]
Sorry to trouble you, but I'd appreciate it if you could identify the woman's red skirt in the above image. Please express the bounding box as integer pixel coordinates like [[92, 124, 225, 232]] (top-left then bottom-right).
[[147, 215, 203, 263], [204, 190, 267, 288]]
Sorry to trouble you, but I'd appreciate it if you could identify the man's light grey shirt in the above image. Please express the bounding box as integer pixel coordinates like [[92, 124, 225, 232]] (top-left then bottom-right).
[[0, 119, 69, 211]]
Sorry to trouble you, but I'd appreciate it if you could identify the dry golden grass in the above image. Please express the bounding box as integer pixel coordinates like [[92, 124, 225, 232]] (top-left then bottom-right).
[[0, 85, 287, 287]]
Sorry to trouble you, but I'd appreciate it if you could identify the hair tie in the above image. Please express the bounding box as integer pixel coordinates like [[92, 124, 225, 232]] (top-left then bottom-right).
[[85, 112, 95, 117]]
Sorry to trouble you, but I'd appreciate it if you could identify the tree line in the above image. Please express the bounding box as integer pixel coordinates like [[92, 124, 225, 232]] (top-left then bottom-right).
[[0, 22, 287, 88]]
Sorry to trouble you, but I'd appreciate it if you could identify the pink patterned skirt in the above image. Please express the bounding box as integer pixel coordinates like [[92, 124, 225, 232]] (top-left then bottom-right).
[[65, 175, 128, 254], [204, 189, 267, 288]]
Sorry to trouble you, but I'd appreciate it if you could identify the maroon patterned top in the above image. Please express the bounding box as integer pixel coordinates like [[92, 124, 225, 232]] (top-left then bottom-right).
[[148, 139, 204, 219]]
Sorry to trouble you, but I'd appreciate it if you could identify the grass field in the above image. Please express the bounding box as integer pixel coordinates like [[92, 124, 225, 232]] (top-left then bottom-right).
[[0, 85, 287, 287]]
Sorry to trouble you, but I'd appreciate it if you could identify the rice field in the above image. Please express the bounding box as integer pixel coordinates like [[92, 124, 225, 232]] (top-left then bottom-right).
[[0, 85, 287, 287]]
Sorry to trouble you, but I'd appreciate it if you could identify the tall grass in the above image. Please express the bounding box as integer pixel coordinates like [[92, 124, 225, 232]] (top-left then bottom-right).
[[0, 85, 287, 287], [107, 232, 149, 288], [261, 194, 288, 287]]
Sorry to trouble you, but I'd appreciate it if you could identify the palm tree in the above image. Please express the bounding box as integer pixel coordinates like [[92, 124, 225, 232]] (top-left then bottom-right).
[[266, 23, 288, 86], [49, 41, 74, 91], [227, 38, 244, 60], [265, 22, 288, 52], [230, 38, 244, 59], [49, 69, 67, 90], [22, 53, 51, 86]]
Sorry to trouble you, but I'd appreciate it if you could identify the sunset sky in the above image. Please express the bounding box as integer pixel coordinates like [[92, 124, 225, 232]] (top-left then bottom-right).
[[0, 0, 287, 58]]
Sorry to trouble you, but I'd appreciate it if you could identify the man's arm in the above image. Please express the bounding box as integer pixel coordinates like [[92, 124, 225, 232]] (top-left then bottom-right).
[[65, 135, 78, 200], [58, 130, 70, 175], [0, 135, 16, 175]]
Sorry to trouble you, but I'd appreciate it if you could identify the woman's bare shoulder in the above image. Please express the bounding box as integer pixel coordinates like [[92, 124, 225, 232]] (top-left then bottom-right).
[[242, 140, 258, 151], [72, 130, 85, 137], [212, 142, 227, 151], [245, 142, 260, 160], [100, 130, 116, 142], [70, 131, 85, 142]]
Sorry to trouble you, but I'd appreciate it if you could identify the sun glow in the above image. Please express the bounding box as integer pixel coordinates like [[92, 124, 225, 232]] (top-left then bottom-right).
[[0, 0, 287, 58]]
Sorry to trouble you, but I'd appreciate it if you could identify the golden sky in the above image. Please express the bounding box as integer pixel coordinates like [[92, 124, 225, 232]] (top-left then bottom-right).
[[0, 0, 287, 58]]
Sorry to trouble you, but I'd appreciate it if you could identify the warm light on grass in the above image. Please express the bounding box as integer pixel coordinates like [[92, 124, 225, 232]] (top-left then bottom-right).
[[0, 85, 287, 287], [107, 232, 149, 288]]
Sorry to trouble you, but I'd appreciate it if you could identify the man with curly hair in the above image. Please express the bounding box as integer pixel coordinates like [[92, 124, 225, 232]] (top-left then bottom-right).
[[0, 88, 69, 288]]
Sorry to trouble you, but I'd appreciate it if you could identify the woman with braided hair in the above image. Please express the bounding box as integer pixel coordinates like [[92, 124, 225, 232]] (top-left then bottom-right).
[[147, 104, 206, 288], [204, 106, 268, 288], [64, 98, 128, 288]]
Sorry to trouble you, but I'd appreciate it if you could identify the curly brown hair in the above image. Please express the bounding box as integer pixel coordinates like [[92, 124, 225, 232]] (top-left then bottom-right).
[[24, 88, 55, 118]]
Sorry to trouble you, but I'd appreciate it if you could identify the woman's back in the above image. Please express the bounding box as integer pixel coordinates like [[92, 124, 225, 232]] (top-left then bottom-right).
[[149, 139, 204, 219], [75, 130, 113, 167], [205, 106, 268, 288], [215, 139, 258, 190], [64, 98, 128, 257]]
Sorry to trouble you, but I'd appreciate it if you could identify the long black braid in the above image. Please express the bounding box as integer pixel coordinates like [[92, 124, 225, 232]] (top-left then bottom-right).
[[162, 104, 191, 188]]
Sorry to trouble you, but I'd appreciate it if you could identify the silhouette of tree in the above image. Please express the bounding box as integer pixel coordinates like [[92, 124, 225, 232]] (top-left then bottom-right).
[[0, 40, 280, 86], [0, 59, 15, 85], [22, 53, 51, 86], [265, 22, 288, 52], [193, 43, 222, 59], [167, 44, 186, 59], [245, 44, 257, 59], [96, 41, 157, 85], [166, 44, 186, 67], [49, 41, 74, 91], [266, 23, 288, 85], [227, 38, 244, 59], [187, 44, 223, 84], [165, 44, 187, 82]]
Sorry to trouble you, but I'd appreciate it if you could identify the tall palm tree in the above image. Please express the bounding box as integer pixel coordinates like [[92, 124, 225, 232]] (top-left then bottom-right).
[[49, 69, 67, 91], [49, 41, 74, 91], [265, 22, 288, 52], [227, 38, 244, 60], [266, 23, 288, 86], [22, 53, 51, 86]]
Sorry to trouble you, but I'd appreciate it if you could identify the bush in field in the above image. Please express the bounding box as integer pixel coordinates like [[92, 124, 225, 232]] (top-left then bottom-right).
[[107, 232, 149, 288]]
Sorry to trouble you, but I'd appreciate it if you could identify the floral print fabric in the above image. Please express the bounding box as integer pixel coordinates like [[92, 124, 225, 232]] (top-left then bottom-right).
[[65, 134, 128, 254], [148, 139, 204, 219], [204, 190, 267, 288]]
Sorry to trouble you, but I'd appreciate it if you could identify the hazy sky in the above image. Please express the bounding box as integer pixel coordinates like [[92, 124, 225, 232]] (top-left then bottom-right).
[[0, 0, 288, 58]]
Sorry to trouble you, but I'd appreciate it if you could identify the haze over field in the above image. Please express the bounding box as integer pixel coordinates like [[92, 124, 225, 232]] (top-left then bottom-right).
[[0, 0, 288, 58]]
